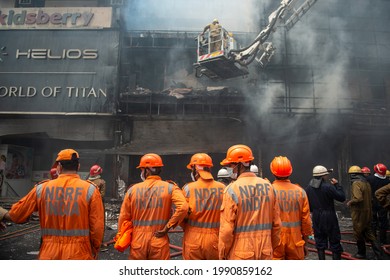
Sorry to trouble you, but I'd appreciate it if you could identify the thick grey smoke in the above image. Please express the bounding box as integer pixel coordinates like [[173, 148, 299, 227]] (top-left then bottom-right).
[[118, 0, 390, 184], [124, 0, 260, 32], [122, 0, 263, 89], [122, 0, 388, 127], [243, 0, 355, 131]]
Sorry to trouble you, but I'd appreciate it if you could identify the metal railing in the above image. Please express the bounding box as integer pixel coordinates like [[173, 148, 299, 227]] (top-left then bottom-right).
[[3, 181, 19, 197], [119, 92, 389, 126]]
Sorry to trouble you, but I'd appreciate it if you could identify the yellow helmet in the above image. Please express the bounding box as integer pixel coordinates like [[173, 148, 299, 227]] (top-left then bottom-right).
[[348, 165, 362, 174], [213, 18, 219, 23], [386, 170, 390, 178]]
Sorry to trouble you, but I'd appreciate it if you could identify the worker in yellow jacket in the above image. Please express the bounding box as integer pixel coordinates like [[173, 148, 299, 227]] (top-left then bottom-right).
[[219, 144, 281, 260], [0, 149, 104, 260], [118, 153, 188, 260], [375, 183, 390, 210], [181, 153, 225, 259], [270, 156, 312, 260]]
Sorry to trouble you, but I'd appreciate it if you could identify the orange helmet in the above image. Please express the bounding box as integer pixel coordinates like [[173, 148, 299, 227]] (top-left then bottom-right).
[[187, 153, 213, 169], [270, 156, 293, 177], [137, 153, 164, 168], [50, 168, 59, 179], [90, 165, 103, 177], [221, 144, 254, 166], [361, 166, 371, 174]]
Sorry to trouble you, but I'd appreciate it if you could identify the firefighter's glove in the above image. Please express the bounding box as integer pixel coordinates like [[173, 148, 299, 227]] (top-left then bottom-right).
[[154, 225, 170, 238]]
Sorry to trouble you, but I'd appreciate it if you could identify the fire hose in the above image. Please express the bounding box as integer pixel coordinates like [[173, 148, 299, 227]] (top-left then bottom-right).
[[307, 247, 357, 260], [101, 228, 184, 258], [0, 224, 40, 241], [169, 243, 183, 258], [382, 245, 390, 255], [307, 239, 358, 260]]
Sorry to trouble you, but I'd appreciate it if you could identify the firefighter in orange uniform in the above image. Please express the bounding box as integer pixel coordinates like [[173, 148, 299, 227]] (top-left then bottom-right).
[[118, 153, 188, 260], [218, 144, 281, 260], [0, 149, 104, 259], [270, 156, 312, 260], [181, 153, 225, 259]]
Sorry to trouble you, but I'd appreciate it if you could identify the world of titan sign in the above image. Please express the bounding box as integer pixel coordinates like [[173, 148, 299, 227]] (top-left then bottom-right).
[[0, 86, 107, 98], [0, 10, 94, 26]]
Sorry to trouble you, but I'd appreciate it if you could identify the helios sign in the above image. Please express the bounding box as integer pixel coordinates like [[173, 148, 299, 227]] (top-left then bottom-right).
[[0, 29, 119, 113]]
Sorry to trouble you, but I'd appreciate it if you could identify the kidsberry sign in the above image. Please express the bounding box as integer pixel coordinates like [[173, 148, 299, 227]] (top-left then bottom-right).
[[0, 7, 112, 29]]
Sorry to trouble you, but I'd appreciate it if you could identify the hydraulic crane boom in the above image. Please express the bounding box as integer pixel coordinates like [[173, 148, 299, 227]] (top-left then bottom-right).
[[229, 0, 296, 67], [194, 0, 319, 80], [285, 0, 319, 31]]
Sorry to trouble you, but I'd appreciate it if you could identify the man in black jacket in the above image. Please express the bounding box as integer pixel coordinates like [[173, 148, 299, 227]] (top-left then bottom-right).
[[305, 165, 346, 260], [366, 163, 390, 245]]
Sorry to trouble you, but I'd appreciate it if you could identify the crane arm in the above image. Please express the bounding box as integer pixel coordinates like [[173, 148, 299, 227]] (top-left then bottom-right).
[[229, 0, 296, 67]]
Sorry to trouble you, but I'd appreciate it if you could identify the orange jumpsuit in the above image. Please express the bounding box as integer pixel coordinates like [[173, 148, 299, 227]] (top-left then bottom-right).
[[271, 179, 312, 260], [118, 175, 188, 260], [181, 177, 225, 259], [219, 172, 281, 260], [8, 174, 104, 260]]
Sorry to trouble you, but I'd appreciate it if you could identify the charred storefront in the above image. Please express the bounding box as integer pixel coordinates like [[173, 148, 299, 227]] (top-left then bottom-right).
[[1, 0, 390, 199], [0, 7, 120, 197], [113, 0, 390, 193]]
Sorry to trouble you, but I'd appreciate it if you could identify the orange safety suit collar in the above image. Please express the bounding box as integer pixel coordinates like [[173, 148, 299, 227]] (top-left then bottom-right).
[[57, 173, 80, 178], [145, 175, 162, 181], [237, 172, 257, 179], [272, 179, 291, 183]]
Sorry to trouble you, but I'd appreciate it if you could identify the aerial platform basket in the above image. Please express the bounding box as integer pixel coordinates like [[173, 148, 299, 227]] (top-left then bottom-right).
[[194, 29, 249, 80]]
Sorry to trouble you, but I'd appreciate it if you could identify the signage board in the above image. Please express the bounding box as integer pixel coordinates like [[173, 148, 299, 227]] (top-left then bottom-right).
[[0, 30, 119, 113], [0, 7, 113, 30]]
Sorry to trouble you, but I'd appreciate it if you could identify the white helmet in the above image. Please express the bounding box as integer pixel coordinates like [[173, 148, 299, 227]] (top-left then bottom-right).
[[313, 165, 332, 176], [218, 168, 231, 178], [250, 164, 259, 175]]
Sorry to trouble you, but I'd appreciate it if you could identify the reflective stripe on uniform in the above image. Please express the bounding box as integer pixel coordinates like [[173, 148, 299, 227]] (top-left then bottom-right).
[[183, 184, 190, 197], [235, 223, 272, 233], [187, 219, 220, 229], [36, 184, 43, 199], [41, 228, 89, 237], [168, 183, 173, 194], [133, 219, 168, 227], [226, 186, 238, 204], [86, 184, 95, 202], [126, 186, 134, 196], [281, 221, 301, 228]]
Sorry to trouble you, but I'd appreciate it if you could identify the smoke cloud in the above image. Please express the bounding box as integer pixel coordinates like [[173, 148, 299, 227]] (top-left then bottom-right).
[[123, 0, 260, 32], [120, 0, 390, 181]]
